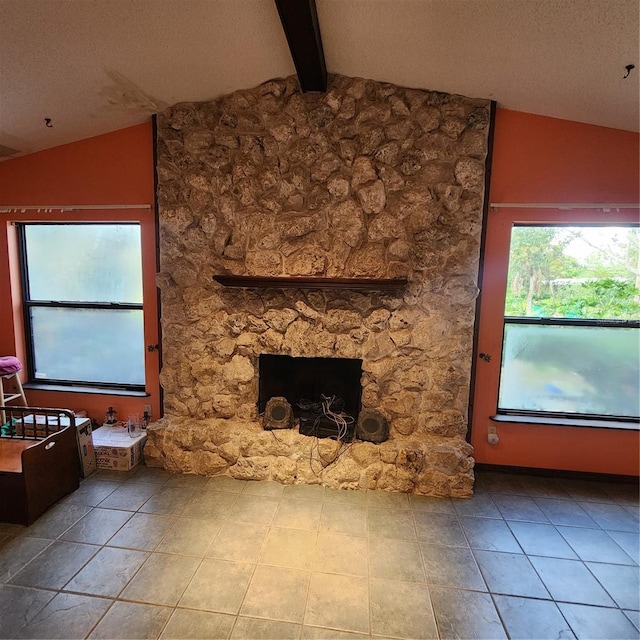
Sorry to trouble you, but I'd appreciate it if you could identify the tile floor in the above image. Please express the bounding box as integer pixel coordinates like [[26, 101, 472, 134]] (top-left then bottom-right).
[[0, 467, 638, 639]]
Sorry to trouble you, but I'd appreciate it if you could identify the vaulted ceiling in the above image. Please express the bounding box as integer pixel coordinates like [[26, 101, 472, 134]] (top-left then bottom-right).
[[0, 0, 638, 159]]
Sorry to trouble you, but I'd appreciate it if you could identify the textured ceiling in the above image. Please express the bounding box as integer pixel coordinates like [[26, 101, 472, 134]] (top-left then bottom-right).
[[0, 0, 638, 159]]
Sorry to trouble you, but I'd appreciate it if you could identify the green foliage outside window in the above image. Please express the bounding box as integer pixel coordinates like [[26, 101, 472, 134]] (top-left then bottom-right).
[[500, 225, 639, 419], [505, 226, 640, 320]]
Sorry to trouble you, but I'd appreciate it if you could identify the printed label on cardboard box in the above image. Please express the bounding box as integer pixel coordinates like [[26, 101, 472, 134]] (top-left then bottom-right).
[[92, 425, 146, 470], [76, 419, 96, 477]]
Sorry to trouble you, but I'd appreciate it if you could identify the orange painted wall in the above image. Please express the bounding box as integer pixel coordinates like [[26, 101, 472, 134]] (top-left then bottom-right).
[[489, 109, 640, 204], [1, 111, 637, 474], [471, 109, 640, 475], [0, 123, 160, 425]]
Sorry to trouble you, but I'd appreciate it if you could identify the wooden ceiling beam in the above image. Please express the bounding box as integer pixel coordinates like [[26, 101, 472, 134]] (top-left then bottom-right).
[[274, 0, 327, 92]]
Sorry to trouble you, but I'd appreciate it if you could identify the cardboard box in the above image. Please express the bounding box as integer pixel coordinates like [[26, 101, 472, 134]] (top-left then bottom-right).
[[16, 413, 70, 439], [76, 418, 97, 478], [92, 425, 147, 471]]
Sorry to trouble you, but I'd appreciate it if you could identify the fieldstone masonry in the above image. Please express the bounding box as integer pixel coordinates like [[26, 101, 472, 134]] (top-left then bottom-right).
[[147, 74, 491, 497]]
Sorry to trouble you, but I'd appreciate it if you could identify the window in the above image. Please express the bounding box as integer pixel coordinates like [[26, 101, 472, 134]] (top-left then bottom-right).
[[498, 225, 639, 421], [19, 223, 145, 389]]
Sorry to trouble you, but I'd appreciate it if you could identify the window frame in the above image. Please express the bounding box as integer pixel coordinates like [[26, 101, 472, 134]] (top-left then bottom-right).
[[496, 223, 640, 424], [18, 221, 146, 392]]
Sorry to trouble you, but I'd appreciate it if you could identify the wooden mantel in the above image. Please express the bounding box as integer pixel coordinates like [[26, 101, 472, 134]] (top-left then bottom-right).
[[212, 275, 408, 291]]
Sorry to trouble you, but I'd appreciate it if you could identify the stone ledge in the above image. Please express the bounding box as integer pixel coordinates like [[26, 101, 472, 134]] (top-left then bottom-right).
[[144, 417, 474, 498]]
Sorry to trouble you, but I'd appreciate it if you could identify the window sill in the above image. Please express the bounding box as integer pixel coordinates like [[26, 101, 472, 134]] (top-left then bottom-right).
[[24, 383, 149, 397], [491, 414, 639, 431]]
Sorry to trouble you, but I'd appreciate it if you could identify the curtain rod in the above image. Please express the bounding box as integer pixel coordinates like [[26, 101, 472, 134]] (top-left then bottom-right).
[[0, 204, 152, 213], [490, 203, 639, 211]]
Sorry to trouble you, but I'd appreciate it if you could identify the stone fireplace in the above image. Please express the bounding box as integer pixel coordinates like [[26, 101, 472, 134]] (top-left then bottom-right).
[[145, 74, 491, 497]]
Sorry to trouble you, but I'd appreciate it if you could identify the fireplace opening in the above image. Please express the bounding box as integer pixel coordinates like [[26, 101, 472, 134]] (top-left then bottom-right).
[[258, 354, 363, 439]]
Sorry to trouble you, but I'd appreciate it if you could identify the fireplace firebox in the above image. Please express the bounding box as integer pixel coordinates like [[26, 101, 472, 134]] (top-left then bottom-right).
[[258, 354, 363, 438]]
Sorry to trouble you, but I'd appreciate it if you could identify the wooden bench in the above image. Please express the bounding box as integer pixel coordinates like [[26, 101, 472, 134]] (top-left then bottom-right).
[[0, 407, 80, 525]]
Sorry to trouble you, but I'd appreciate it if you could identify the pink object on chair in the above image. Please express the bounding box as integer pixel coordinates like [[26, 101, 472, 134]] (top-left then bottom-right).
[[0, 357, 27, 420], [0, 356, 22, 376]]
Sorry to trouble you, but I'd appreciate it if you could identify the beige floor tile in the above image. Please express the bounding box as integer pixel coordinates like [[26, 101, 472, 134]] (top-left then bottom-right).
[[180, 558, 254, 613], [273, 499, 323, 530], [367, 507, 416, 540], [164, 472, 210, 489], [421, 544, 487, 591], [0, 536, 53, 582], [161, 609, 235, 639], [64, 546, 148, 597], [128, 466, 173, 485], [208, 521, 269, 562], [60, 507, 132, 545], [0, 522, 27, 535], [413, 512, 468, 547], [98, 483, 159, 512], [120, 552, 201, 605], [182, 491, 239, 520], [452, 493, 502, 519], [282, 484, 326, 502], [206, 476, 248, 493], [301, 627, 369, 639], [462, 516, 523, 553], [494, 595, 575, 640], [367, 490, 410, 510], [533, 497, 598, 527], [14, 592, 112, 640], [106, 513, 176, 551], [89, 600, 172, 639], [9, 540, 98, 590], [506, 520, 576, 557], [559, 602, 639, 639], [409, 494, 455, 514], [624, 609, 639, 631], [260, 527, 317, 570], [157, 517, 221, 556], [23, 503, 92, 539], [242, 480, 286, 498], [430, 587, 507, 639], [63, 480, 120, 506], [369, 537, 425, 582], [473, 549, 550, 599], [323, 487, 367, 506], [231, 616, 301, 639], [0, 531, 17, 544], [305, 573, 369, 633], [320, 503, 366, 536], [607, 529, 640, 564], [313, 532, 368, 576], [492, 493, 550, 523], [557, 525, 637, 564], [370, 578, 437, 639], [138, 486, 197, 515], [0, 585, 56, 639], [229, 494, 280, 525], [240, 564, 310, 623], [92, 468, 134, 482], [585, 561, 639, 610]]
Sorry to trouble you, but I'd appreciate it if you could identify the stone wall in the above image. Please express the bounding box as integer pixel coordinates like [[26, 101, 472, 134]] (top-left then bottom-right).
[[147, 74, 491, 497]]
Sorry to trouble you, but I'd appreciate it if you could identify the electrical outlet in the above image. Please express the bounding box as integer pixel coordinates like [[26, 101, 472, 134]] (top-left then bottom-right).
[[144, 404, 152, 418], [488, 425, 497, 435], [487, 424, 499, 445]]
